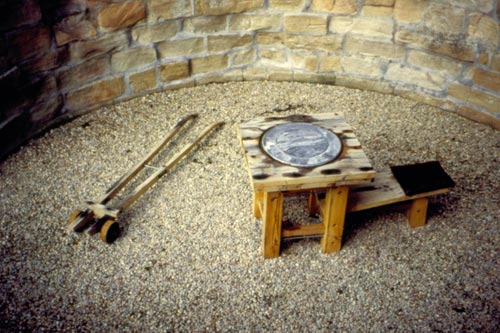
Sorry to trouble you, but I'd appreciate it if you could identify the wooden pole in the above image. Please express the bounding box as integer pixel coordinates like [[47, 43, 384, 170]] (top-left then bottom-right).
[[69, 114, 197, 232], [116, 121, 225, 212]]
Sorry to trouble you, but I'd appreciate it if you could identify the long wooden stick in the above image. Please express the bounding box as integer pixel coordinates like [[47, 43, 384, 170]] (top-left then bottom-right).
[[100, 113, 198, 204], [86, 121, 225, 235], [70, 114, 198, 232], [117, 121, 225, 211]]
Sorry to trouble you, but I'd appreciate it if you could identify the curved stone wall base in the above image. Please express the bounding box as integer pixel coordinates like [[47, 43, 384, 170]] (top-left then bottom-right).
[[1, 0, 499, 159]]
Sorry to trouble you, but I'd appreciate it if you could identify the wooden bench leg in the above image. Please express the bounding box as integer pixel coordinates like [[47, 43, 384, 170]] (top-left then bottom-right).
[[407, 197, 428, 228], [253, 191, 264, 218], [321, 186, 349, 253], [307, 191, 319, 217], [262, 191, 284, 259]]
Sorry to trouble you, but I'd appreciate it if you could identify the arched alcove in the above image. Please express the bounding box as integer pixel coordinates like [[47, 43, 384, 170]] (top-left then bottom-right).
[[1, 0, 499, 159]]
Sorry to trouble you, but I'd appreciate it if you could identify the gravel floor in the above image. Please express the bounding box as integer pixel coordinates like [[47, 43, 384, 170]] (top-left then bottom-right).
[[0, 81, 499, 332]]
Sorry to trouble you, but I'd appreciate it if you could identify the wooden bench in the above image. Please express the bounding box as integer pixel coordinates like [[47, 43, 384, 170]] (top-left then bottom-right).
[[283, 163, 455, 239]]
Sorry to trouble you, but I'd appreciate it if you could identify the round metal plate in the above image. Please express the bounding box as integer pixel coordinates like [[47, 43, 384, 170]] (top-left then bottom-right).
[[261, 122, 342, 167]]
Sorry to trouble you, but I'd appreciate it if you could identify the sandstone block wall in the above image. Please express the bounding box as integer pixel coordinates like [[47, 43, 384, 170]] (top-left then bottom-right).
[[1, 0, 499, 159]]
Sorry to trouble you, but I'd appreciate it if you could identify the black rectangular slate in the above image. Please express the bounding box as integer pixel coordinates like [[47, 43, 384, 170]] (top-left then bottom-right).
[[390, 161, 455, 196]]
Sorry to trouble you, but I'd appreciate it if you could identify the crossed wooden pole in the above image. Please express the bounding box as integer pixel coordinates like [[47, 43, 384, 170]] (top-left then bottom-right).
[[68, 113, 224, 243]]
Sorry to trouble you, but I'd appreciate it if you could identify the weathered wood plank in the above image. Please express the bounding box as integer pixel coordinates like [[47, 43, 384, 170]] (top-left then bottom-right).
[[346, 171, 449, 212], [83, 201, 119, 219], [262, 191, 284, 259], [253, 191, 264, 218], [282, 223, 324, 238], [321, 186, 349, 253]]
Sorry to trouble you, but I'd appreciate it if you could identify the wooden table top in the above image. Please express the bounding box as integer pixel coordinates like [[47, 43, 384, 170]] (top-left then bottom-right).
[[237, 113, 376, 192]]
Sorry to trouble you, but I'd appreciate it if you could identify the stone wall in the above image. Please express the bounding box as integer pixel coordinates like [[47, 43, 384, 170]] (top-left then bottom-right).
[[1, 0, 499, 159]]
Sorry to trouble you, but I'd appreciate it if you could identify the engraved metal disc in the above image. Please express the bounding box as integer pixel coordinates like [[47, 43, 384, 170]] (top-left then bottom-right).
[[261, 122, 342, 167]]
